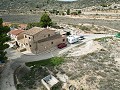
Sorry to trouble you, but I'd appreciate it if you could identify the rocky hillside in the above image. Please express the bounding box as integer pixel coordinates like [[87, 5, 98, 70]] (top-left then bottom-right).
[[0, 0, 120, 10], [17, 37, 120, 90]]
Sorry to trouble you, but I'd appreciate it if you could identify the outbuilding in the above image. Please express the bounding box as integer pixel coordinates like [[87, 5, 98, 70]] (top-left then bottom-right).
[[41, 75, 59, 90], [8, 29, 24, 41]]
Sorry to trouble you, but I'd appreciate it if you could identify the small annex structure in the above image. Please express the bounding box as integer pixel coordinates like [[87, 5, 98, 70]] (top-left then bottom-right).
[[8, 29, 25, 41], [8, 29, 25, 48], [41, 75, 59, 90], [15, 27, 67, 54], [2, 22, 12, 27], [18, 24, 27, 30]]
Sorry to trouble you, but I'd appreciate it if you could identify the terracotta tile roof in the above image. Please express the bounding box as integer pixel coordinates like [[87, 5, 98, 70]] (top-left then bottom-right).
[[18, 24, 27, 29], [9, 29, 24, 36]]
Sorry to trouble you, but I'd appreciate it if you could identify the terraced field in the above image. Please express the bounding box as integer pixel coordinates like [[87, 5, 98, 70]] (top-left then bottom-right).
[[0, 14, 120, 30]]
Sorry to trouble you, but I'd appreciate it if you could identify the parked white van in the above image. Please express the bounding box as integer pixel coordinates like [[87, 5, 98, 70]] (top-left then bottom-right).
[[67, 35, 79, 44]]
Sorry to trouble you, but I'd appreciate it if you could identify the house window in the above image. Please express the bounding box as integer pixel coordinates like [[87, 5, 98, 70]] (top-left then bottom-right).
[[29, 37, 31, 39], [63, 39, 65, 42], [26, 43, 28, 45], [48, 34, 50, 37], [51, 42, 53, 44], [25, 35, 27, 38], [30, 45, 31, 47]]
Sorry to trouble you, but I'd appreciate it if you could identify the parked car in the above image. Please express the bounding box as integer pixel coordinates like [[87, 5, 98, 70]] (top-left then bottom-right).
[[57, 43, 67, 49], [79, 36, 85, 40]]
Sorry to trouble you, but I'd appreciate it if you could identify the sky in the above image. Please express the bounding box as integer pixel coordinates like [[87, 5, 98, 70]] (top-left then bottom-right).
[[57, 0, 78, 2]]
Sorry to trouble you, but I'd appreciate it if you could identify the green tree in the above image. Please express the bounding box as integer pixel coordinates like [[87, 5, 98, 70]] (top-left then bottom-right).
[[101, 3, 108, 7], [71, 12, 78, 15], [62, 12, 65, 16], [78, 10, 81, 14], [0, 18, 3, 26], [0, 18, 10, 63], [27, 22, 40, 29], [66, 32, 71, 36], [10, 23, 19, 28], [40, 13, 52, 28], [67, 9, 70, 15]]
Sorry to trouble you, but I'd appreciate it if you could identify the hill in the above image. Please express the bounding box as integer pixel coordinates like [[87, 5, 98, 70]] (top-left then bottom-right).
[[0, 0, 120, 10]]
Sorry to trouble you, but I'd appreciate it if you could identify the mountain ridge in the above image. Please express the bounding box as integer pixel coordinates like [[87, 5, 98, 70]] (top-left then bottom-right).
[[0, 0, 120, 10]]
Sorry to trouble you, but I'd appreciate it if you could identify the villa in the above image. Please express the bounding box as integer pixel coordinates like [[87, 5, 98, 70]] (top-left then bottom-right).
[[15, 27, 67, 54]]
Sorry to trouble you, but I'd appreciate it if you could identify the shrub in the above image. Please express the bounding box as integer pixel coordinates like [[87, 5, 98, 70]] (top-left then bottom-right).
[[66, 32, 71, 36], [25, 57, 64, 67], [50, 57, 64, 66], [79, 25, 90, 31], [71, 12, 78, 15], [17, 84, 24, 90], [27, 22, 40, 29]]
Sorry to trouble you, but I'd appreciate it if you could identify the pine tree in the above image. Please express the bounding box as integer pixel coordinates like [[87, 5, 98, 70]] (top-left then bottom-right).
[[40, 13, 52, 28], [0, 18, 10, 63], [67, 9, 70, 15]]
